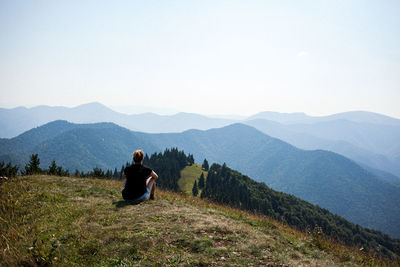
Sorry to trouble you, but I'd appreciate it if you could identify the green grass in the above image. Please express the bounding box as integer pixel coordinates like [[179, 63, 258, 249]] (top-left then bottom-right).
[[178, 164, 207, 195], [0, 175, 396, 266]]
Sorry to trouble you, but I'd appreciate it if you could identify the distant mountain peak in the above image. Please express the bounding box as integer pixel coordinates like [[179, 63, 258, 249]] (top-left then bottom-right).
[[76, 101, 107, 108], [247, 111, 311, 124], [75, 102, 115, 111]]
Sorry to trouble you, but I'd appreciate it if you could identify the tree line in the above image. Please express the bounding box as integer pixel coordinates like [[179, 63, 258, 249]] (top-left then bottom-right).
[[3, 149, 194, 185], [0, 161, 19, 178], [1, 154, 127, 179]]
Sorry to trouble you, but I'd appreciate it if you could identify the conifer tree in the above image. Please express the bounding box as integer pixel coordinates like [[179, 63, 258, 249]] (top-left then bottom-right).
[[144, 154, 150, 164], [113, 168, 119, 179], [202, 159, 209, 171], [192, 180, 199, 196], [0, 161, 19, 177], [25, 154, 41, 175], [120, 165, 125, 179], [48, 160, 57, 175], [92, 167, 104, 178], [198, 172, 205, 189], [56, 166, 63, 176], [188, 154, 195, 165]]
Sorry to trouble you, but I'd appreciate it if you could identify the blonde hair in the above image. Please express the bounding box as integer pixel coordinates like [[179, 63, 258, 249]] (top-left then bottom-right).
[[133, 150, 144, 163]]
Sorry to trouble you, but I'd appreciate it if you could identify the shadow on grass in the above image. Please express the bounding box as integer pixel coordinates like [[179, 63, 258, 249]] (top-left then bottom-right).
[[113, 200, 141, 208]]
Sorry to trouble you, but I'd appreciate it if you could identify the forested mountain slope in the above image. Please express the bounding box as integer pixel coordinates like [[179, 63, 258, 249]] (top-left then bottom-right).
[[199, 163, 400, 259]]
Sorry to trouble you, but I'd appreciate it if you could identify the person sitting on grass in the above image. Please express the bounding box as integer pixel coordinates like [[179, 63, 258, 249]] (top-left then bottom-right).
[[122, 149, 158, 203]]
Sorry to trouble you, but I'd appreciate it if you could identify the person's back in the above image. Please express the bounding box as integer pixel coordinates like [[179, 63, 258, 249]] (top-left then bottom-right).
[[122, 164, 152, 200], [122, 149, 158, 203]]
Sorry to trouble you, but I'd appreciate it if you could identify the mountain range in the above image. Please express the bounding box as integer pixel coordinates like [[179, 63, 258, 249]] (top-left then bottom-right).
[[0, 102, 235, 138], [1, 120, 400, 238], [1, 102, 400, 180], [244, 119, 400, 180]]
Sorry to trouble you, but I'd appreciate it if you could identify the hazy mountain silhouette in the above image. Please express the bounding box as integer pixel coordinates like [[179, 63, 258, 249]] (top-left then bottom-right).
[[248, 110, 400, 125], [0, 102, 235, 138]]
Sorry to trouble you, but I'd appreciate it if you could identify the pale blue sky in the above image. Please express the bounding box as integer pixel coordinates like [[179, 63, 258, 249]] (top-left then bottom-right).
[[0, 0, 399, 117]]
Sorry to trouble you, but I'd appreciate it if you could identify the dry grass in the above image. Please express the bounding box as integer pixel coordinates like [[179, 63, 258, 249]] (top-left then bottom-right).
[[0, 175, 397, 266]]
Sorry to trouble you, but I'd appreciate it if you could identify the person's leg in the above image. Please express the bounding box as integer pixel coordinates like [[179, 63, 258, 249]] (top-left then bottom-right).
[[146, 177, 156, 200]]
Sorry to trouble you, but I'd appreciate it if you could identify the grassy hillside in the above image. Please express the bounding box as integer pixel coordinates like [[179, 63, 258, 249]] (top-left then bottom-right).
[[178, 164, 207, 194], [1, 175, 395, 266]]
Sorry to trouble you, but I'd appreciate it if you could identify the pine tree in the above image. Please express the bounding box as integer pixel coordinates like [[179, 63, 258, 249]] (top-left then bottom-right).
[[92, 167, 104, 178], [188, 154, 195, 165], [202, 159, 209, 171], [113, 168, 119, 179], [198, 172, 205, 189], [25, 154, 41, 175], [0, 161, 19, 177], [120, 165, 125, 179], [56, 166, 63, 176], [48, 160, 57, 175], [144, 154, 150, 164], [192, 180, 199, 196]]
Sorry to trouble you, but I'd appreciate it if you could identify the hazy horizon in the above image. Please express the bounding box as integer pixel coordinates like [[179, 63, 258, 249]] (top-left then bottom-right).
[[1, 101, 400, 120], [1, 1, 399, 118]]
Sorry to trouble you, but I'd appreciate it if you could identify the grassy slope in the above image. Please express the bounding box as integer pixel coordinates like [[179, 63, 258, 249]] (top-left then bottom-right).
[[0, 175, 394, 266], [178, 164, 207, 194]]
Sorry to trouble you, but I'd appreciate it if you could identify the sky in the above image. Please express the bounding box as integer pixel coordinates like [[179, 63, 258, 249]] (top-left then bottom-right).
[[0, 0, 399, 118]]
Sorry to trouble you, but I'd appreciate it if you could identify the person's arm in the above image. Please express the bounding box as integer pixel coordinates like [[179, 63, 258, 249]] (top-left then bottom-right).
[[150, 170, 158, 181]]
